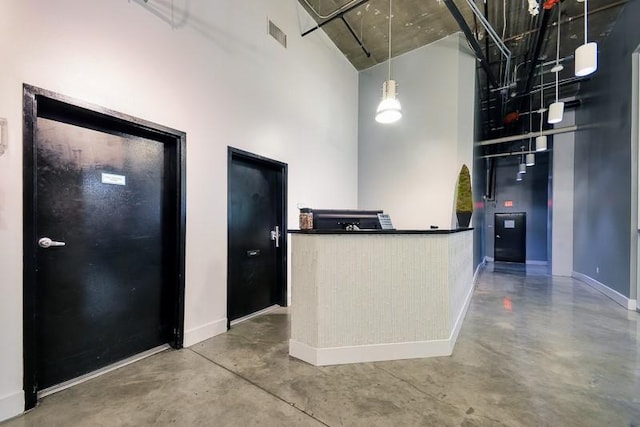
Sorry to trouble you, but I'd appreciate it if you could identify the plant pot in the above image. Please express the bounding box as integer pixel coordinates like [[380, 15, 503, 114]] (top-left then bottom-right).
[[456, 212, 472, 228]]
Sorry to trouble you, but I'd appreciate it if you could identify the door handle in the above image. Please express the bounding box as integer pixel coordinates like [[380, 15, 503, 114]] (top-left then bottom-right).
[[270, 226, 281, 248], [39, 237, 66, 248]]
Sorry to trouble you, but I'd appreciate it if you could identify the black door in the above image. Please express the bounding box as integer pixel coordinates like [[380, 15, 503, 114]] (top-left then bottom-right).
[[494, 212, 526, 263], [227, 148, 287, 323], [23, 86, 186, 408]]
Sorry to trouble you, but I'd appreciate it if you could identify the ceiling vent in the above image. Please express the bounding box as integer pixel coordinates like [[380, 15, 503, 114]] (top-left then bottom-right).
[[268, 19, 287, 48]]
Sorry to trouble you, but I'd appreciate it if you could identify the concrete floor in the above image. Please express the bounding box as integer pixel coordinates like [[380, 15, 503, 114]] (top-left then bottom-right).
[[3, 263, 640, 426]]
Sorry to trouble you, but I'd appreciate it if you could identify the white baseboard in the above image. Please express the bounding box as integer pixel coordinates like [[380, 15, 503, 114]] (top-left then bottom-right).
[[184, 318, 228, 347], [230, 305, 280, 327], [289, 338, 452, 366], [0, 391, 23, 423], [473, 257, 488, 284], [449, 280, 475, 346], [573, 272, 637, 310]]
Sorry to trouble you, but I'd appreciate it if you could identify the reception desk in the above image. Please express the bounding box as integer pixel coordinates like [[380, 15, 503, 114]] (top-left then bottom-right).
[[289, 229, 474, 366]]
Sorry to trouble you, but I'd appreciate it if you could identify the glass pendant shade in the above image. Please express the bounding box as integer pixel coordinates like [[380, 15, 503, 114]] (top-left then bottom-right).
[[375, 80, 402, 124], [548, 101, 564, 124], [536, 135, 548, 152], [519, 163, 526, 174], [526, 153, 535, 166], [575, 42, 598, 77], [516, 172, 523, 182]]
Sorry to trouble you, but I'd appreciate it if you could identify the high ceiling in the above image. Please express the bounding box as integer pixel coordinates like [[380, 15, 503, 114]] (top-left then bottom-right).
[[297, 0, 626, 141]]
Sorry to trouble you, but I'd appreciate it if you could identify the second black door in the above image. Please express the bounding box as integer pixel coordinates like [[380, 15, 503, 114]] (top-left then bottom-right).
[[227, 148, 287, 323], [494, 212, 526, 263]]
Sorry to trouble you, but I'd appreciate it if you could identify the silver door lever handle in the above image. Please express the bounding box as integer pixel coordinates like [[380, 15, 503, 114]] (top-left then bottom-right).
[[39, 237, 66, 248], [270, 226, 281, 248]]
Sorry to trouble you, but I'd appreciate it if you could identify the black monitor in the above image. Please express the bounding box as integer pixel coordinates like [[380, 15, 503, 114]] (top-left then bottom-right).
[[312, 209, 383, 230]]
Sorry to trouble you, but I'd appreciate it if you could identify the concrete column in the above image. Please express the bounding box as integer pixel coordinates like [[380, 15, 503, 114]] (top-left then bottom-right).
[[551, 109, 575, 276]]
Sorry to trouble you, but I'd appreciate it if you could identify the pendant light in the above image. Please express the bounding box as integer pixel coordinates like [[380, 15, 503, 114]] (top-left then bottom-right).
[[548, 2, 564, 124], [575, 0, 597, 77], [536, 64, 548, 152], [519, 146, 527, 174], [526, 96, 535, 166], [375, 0, 402, 124], [526, 151, 535, 166]]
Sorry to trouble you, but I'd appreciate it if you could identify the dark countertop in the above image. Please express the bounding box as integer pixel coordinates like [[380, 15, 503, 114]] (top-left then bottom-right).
[[288, 228, 473, 235]]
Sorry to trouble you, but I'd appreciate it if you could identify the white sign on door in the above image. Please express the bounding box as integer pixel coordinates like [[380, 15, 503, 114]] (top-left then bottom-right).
[[101, 173, 126, 186]]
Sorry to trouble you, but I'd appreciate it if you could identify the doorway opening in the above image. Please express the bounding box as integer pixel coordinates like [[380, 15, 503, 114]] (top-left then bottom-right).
[[494, 212, 527, 263], [22, 85, 186, 409], [227, 147, 287, 326]]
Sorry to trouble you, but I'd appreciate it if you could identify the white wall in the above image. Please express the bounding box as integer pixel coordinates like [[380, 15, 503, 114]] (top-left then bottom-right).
[[551, 110, 575, 276], [357, 33, 475, 229], [0, 0, 358, 420]]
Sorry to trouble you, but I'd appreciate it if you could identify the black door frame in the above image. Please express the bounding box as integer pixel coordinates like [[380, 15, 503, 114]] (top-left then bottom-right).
[[22, 84, 187, 409], [227, 147, 288, 327]]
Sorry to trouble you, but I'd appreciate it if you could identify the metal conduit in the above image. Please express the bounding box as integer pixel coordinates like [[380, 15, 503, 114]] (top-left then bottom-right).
[[481, 149, 548, 159], [300, 0, 363, 20], [477, 125, 578, 146]]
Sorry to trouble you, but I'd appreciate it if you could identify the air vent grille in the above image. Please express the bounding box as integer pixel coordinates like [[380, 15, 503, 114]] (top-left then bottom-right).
[[268, 19, 287, 48]]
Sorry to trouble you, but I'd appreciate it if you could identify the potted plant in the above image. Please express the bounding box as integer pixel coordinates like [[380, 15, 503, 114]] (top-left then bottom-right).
[[455, 164, 473, 228]]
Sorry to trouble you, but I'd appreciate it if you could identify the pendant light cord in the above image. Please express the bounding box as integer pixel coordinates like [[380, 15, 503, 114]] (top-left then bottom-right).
[[529, 95, 533, 151], [388, 0, 392, 81], [540, 64, 544, 136], [555, 2, 561, 101], [584, 0, 588, 45]]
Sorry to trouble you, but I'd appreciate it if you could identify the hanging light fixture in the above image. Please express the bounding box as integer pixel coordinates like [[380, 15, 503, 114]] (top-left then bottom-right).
[[536, 135, 548, 152], [526, 152, 535, 166], [575, 0, 597, 77], [536, 64, 548, 152], [548, 3, 564, 124], [375, 0, 402, 124], [516, 171, 523, 182], [519, 162, 527, 174]]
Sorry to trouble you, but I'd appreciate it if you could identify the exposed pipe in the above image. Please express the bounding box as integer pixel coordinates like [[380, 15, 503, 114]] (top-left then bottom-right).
[[301, 0, 369, 37], [464, 0, 512, 87], [443, 0, 499, 88], [481, 149, 549, 159], [300, 0, 363, 20], [521, 7, 553, 97], [340, 16, 371, 57], [490, 55, 574, 93], [477, 125, 578, 146], [483, 98, 580, 114], [502, 0, 628, 43]]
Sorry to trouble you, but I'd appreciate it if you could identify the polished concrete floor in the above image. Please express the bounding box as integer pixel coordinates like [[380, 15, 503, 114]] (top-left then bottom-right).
[[3, 263, 640, 426]]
